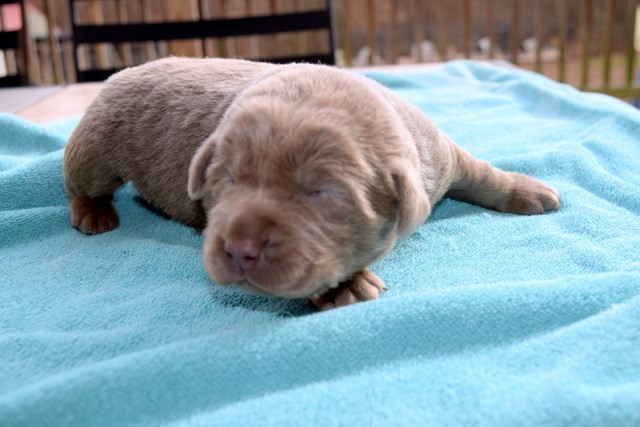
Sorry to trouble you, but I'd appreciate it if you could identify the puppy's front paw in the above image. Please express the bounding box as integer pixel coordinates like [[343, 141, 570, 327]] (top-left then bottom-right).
[[309, 268, 388, 311], [70, 196, 120, 235], [500, 174, 560, 215]]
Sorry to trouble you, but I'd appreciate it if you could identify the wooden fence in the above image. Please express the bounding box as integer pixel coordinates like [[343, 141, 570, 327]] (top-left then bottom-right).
[[3, 0, 640, 99]]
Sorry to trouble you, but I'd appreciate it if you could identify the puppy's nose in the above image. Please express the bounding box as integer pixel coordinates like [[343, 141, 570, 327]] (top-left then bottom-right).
[[224, 237, 264, 273]]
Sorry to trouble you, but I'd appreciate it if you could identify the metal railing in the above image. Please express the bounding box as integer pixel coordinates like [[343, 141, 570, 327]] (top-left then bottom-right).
[[3, 0, 639, 100], [336, 0, 640, 99]]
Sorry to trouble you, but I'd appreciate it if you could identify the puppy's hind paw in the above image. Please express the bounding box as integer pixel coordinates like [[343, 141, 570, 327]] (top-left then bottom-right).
[[500, 174, 560, 215], [310, 268, 388, 311], [70, 196, 120, 235]]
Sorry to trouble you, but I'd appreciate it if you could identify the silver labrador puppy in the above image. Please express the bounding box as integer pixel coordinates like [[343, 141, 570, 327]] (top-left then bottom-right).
[[64, 57, 559, 310]]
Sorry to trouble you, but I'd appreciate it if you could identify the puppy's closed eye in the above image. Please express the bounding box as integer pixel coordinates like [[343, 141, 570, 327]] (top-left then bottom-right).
[[298, 181, 346, 203], [305, 185, 343, 199], [306, 189, 326, 198]]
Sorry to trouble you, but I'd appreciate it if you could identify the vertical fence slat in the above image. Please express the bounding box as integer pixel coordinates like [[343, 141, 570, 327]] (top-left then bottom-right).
[[435, 2, 448, 60], [202, 0, 218, 57], [141, 0, 157, 61], [115, 0, 134, 67], [299, 0, 316, 58], [339, 0, 352, 65], [12, 0, 31, 83], [389, 0, 398, 64], [267, 0, 278, 60], [534, 0, 543, 73], [557, 0, 567, 83], [25, 0, 39, 83], [44, 0, 64, 83], [366, 0, 376, 64], [463, 0, 472, 58], [217, 0, 230, 58], [89, 0, 111, 69], [196, 0, 207, 58], [245, 0, 258, 59], [624, 0, 637, 87], [28, 2, 39, 83], [62, 35, 75, 83], [580, 0, 593, 89], [603, 0, 616, 90], [411, 0, 424, 62], [70, 0, 81, 79], [510, 0, 520, 65], [486, 0, 495, 59]]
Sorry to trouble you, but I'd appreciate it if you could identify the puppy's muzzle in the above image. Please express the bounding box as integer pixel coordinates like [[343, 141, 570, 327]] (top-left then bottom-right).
[[207, 201, 309, 297], [223, 215, 271, 275], [204, 191, 338, 298]]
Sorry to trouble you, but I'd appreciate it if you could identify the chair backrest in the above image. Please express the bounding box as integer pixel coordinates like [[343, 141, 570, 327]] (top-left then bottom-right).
[[69, 0, 335, 83], [0, 0, 27, 87]]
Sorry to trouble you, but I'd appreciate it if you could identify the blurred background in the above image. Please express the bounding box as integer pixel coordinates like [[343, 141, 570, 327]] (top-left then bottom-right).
[[1, 0, 639, 101]]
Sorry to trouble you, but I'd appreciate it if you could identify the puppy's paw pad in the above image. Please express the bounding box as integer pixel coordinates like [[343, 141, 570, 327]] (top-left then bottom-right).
[[70, 196, 120, 235], [502, 174, 560, 215], [310, 269, 387, 311]]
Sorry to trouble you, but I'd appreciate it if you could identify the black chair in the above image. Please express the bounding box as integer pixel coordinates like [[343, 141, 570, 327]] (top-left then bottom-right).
[[0, 0, 27, 87], [69, 0, 335, 83]]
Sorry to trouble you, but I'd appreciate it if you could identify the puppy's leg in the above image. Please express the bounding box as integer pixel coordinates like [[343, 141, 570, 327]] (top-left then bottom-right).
[[309, 269, 388, 311], [69, 195, 120, 235], [445, 142, 559, 214], [64, 135, 123, 235]]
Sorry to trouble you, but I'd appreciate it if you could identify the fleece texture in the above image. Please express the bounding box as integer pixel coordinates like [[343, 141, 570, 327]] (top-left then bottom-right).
[[1, 61, 639, 426]]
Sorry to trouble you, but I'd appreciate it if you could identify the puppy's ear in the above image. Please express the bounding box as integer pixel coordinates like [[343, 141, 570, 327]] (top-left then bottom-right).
[[188, 135, 216, 201], [392, 165, 431, 238]]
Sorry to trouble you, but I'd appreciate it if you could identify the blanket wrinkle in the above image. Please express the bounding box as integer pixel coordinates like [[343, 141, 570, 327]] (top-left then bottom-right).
[[1, 61, 640, 426]]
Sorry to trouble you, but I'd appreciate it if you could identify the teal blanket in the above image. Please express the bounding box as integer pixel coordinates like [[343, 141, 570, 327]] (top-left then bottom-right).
[[1, 61, 639, 426]]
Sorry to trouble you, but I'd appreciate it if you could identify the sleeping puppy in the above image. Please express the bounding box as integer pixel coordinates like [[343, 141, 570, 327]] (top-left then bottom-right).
[[64, 57, 559, 310]]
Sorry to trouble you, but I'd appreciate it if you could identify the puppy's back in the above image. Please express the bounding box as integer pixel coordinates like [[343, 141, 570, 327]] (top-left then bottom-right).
[[64, 57, 280, 227]]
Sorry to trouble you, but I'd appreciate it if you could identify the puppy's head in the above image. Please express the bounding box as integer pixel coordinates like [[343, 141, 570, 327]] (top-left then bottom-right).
[[189, 84, 429, 298]]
